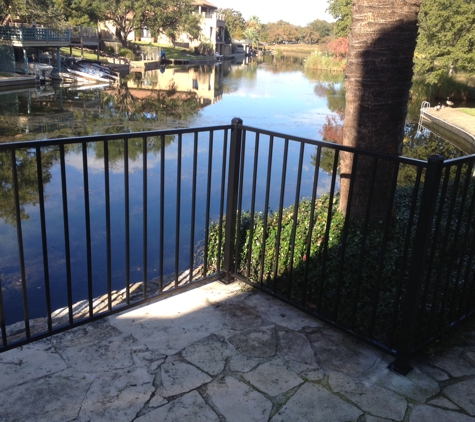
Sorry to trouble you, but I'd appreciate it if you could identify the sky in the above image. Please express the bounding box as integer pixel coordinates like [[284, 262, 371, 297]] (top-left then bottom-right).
[[211, 0, 335, 27]]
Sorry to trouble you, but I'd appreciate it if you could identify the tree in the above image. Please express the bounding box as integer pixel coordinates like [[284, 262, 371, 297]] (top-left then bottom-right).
[[414, 0, 475, 77], [299, 26, 320, 44], [53, 0, 104, 26], [323, 37, 349, 61], [102, 0, 198, 47], [340, 0, 422, 221], [148, 0, 201, 45], [264, 20, 300, 44], [243, 28, 259, 47], [2, 0, 65, 26], [326, 0, 353, 37], [306, 19, 334, 39], [243, 15, 261, 47], [217, 8, 246, 40]]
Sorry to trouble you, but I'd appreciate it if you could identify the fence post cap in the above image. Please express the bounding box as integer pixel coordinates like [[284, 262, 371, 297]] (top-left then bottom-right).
[[428, 154, 444, 162], [232, 117, 243, 126]]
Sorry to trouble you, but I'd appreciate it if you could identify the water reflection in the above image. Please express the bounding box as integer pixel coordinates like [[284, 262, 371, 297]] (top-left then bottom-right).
[[0, 54, 468, 325], [0, 65, 228, 142], [129, 65, 224, 106]]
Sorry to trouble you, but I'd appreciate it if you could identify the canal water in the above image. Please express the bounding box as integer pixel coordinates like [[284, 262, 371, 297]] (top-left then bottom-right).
[[0, 54, 466, 324]]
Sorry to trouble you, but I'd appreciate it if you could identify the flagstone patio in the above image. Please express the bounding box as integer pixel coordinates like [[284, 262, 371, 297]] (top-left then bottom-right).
[[1, 281, 475, 421]]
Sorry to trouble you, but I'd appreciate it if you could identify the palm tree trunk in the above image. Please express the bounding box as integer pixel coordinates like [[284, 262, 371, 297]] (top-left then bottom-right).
[[340, 0, 422, 222]]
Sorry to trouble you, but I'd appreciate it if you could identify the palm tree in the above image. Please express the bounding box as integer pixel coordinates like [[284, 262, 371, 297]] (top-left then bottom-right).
[[339, 0, 423, 221], [243, 28, 259, 48]]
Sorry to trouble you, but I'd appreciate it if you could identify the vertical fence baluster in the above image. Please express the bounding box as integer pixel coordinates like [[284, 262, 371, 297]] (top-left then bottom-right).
[[271, 138, 289, 294], [389, 154, 444, 375], [124, 138, 130, 305], [104, 140, 112, 311], [142, 136, 148, 298], [189, 132, 199, 284], [246, 133, 260, 280], [59, 145, 73, 325], [82, 142, 93, 317], [223, 118, 243, 282], [174, 134, 182, 288], [317, 149, 340, 313], [11, 149, 30, 338], [203, 131, 214, 277], [234, 130, 246, 277], [159, 135, 165, 292], [217, 129, 229, 274], [258, 135, 274, 286], [302, 145, 321, 307], [36, 147, 52, 331], [286, 141, 305, 300]]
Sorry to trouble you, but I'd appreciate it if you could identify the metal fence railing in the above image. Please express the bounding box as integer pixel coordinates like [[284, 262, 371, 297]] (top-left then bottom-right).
[[0, 125, 231, 352], [219, 120, 475, 374], [0, 26, 71, 43], [1, 118, 475, 374]]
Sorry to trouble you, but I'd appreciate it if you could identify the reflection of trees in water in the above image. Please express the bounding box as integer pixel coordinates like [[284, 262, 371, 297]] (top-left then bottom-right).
[[305, 68, 345, 85], [308, 75, 465, 178], [312, 123, 466, 180], [92, 136, 175, 165], [101, 81, 201, 126], [0, 147, 61, 225], [0, 81, 202, 225], [0, 134, 178, 226], [0, 81, 203, 142], [259, 54, 307, 73]]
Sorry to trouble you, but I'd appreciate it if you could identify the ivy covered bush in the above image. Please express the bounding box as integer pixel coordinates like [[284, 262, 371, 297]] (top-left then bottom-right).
[[204, 181, 475, 350]]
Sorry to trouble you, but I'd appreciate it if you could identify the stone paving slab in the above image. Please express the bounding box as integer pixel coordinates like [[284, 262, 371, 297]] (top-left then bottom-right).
[[1, 281, 475, 421]]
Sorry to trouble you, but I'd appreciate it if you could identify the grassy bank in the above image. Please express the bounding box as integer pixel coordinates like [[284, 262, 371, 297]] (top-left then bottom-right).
[[304, 51, 346, 72], [272, 43, 319, 55], [61, 43, 215, 63], [458, 108, 475, 117]]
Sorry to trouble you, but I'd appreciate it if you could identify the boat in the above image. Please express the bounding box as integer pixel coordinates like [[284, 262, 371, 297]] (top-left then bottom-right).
[[28, 62, 53, 81], [75, 60, 120, 82], [67, 68, 111, 83]]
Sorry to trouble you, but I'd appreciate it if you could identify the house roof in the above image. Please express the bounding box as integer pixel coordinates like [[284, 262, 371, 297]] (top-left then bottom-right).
[[193, 0, 218, 8]]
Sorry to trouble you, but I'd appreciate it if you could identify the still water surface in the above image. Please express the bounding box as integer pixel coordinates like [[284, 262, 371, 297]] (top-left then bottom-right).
[[0, 54, 465, 323]]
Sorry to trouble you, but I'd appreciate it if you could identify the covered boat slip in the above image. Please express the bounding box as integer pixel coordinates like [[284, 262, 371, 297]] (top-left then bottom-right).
[[0, 25, 108, 83], [0, 25, 70, 78]]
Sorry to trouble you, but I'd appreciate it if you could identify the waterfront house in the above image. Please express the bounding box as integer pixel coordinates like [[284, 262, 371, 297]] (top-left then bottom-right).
[[101, 0, 227, 55]]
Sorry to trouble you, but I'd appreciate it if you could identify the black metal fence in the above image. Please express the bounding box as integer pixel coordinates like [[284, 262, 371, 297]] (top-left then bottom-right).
[[1, 118, 475, 374]]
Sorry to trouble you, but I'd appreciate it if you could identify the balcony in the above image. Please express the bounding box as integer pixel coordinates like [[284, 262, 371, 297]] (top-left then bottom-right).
[[202, 12, 225, 23], [1, 119, 475, 379], [0, 25, 71, 47]]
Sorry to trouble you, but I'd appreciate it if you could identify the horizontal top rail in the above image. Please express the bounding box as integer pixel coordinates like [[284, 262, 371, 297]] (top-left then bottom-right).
[[1, 120, 431, 169], [241, 124, 430, 168]]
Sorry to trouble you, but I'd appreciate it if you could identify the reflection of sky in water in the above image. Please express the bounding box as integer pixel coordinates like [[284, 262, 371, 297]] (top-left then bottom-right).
[[0, 63, 340, 323], [198, 69, 332, 139]]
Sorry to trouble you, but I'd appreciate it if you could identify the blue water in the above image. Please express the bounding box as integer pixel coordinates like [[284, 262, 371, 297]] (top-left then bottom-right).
[[0, 58, 340, 323]]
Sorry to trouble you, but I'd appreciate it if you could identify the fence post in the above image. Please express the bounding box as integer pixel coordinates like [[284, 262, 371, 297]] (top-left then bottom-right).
[[389, 154, 444, 375], [223, 117, 243, 282]]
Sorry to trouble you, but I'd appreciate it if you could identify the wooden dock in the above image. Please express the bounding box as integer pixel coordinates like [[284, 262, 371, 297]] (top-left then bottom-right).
[[421, 106, 475, 154]]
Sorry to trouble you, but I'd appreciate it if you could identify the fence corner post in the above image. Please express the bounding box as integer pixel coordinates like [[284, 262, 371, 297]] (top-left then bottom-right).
[[389, 154, 444, 375], [222, 117, 243, 283]]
